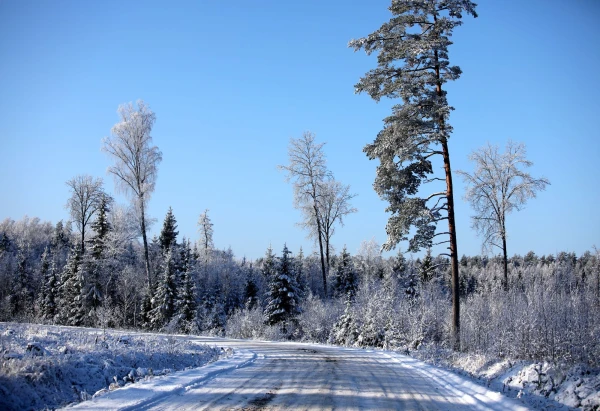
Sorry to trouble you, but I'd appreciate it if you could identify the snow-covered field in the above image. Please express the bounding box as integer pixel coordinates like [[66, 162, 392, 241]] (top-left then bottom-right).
[[1, 322, 598, 410]]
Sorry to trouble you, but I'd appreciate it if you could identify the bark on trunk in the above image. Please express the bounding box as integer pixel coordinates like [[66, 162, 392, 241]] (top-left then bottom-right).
[[502, 233, 508, 291], [81, 224, 85, 255], [441, 140, 461, 351], [434, 39, 460, 350], [314, 202, 327, 297], [140, 199, 152, 289]]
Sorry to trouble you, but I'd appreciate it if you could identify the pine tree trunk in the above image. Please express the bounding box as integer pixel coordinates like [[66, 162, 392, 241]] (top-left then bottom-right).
[[140, 199, 152, 289], [434, 42, 460, 350], [441, 140, 460, 351]]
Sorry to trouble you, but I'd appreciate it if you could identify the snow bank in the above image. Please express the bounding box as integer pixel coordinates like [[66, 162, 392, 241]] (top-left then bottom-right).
[[67, 349, 256, 410], [402, 344, 599, 410], [0, 323, 223, 411]]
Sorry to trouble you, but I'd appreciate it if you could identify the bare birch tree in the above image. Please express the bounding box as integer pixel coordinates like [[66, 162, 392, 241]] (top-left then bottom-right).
[[102, 100, 162, 288], [299, 179, 357, 276], [457, 140, 549, 291], [279, 132, 330, 295], [65, 174, 104, 253]]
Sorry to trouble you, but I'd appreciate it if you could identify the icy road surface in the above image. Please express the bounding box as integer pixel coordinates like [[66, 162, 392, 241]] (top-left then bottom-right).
[[71, 337, 530, 410]]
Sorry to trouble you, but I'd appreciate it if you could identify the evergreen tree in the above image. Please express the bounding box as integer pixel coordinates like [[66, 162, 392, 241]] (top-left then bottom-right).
[[177, 241, 197, 332], [159, 207, 179, 252], [88, 194, 112, 260], [330, 295, 358, 346], [261, 245, 277, 282], [39, 247, 55, 321], [393, 250, 417, 298], [264, 244, 301, 330], [149, 249, 177, 329], [333, 246, 357, 298], [419, 249, 434, 283], [41, 256, 58, 322], [10, 244, 33, 316], [243, 277, 259, 309], [295, 247, 307, 297], [350, 0, 477, 348], [57, 245, 85, 326], [51, 220, 70, 250]]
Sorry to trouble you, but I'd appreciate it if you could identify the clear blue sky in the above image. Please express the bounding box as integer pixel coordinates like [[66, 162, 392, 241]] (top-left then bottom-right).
[[1, 0, 598, 260]]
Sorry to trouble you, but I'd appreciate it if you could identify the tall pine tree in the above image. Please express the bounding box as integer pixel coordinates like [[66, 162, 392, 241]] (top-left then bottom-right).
[[350, 0, 477, 348]]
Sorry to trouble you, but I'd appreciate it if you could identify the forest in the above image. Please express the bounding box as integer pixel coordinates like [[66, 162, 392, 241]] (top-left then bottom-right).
[[0, 212, 598, 367]]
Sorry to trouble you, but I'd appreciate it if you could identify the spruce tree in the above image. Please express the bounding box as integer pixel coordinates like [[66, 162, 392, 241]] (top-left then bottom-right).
[[149, 249, 177, 329], [57, 245, 85, 325], [159, 207, 179, 252], [264, 244, 301, 331], [261, 245, 277, 282], [88, 194, 112, 260], [10, 244, 33, 317], [333, 246, 357, 299], [350, 0, 477, 348], [39, 247, 56, 321], [419, 249, 434, 283], [177, 241, 197, 332], [331, 296, 358, 346]]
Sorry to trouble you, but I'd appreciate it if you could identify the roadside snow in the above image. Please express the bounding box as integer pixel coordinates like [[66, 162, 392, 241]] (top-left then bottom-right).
[[403, 344, 599, 410], [0, 323, 224, 411], [66, 349, 256, 410]]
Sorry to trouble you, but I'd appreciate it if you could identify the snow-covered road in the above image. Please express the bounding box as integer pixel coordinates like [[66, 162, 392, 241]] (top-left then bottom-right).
[[71, 336, 530, 410]]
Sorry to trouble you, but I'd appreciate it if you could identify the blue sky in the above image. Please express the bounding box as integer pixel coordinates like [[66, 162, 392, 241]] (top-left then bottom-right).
[[1, 0, 599, 260]]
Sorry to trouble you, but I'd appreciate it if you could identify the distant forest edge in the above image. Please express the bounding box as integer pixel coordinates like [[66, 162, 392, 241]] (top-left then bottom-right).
[[1, 214, 599, 367]]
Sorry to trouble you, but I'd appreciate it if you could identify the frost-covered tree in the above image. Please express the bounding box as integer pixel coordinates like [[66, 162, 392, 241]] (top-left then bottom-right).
[[40, 249, 58, 322], [88, 194, 113, 260], [333, 246, 357, 298], [10, 244, 33, 317], [177, 241, 197, 332], [298, 179, 358, 278], [197, 209, 214, 251], [261, 245, 277, 282], [457, 141, 550, 290], [102, 100, 162, 288], [350, 0, 477, 347], [197, 209, 214, 268], [279, 132, 330, 295], [330, 296, 358, 346], [159, 207, 179, 252], [65, 175, 105, 253], [57, 245, 85, 326], [264, 244, 301, 330], [419, 249, 434, 283], [149, 248, 177, 329]]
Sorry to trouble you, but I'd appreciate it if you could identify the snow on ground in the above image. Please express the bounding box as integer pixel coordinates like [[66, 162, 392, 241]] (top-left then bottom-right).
[[2, 322, 599, 410], [0, 323, 224, 411], [59, 336, 534, 410], [404, 344, 600, 410]]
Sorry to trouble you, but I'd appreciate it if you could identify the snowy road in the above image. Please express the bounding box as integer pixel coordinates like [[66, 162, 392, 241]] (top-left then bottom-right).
[[72, 337, 530, 410]]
